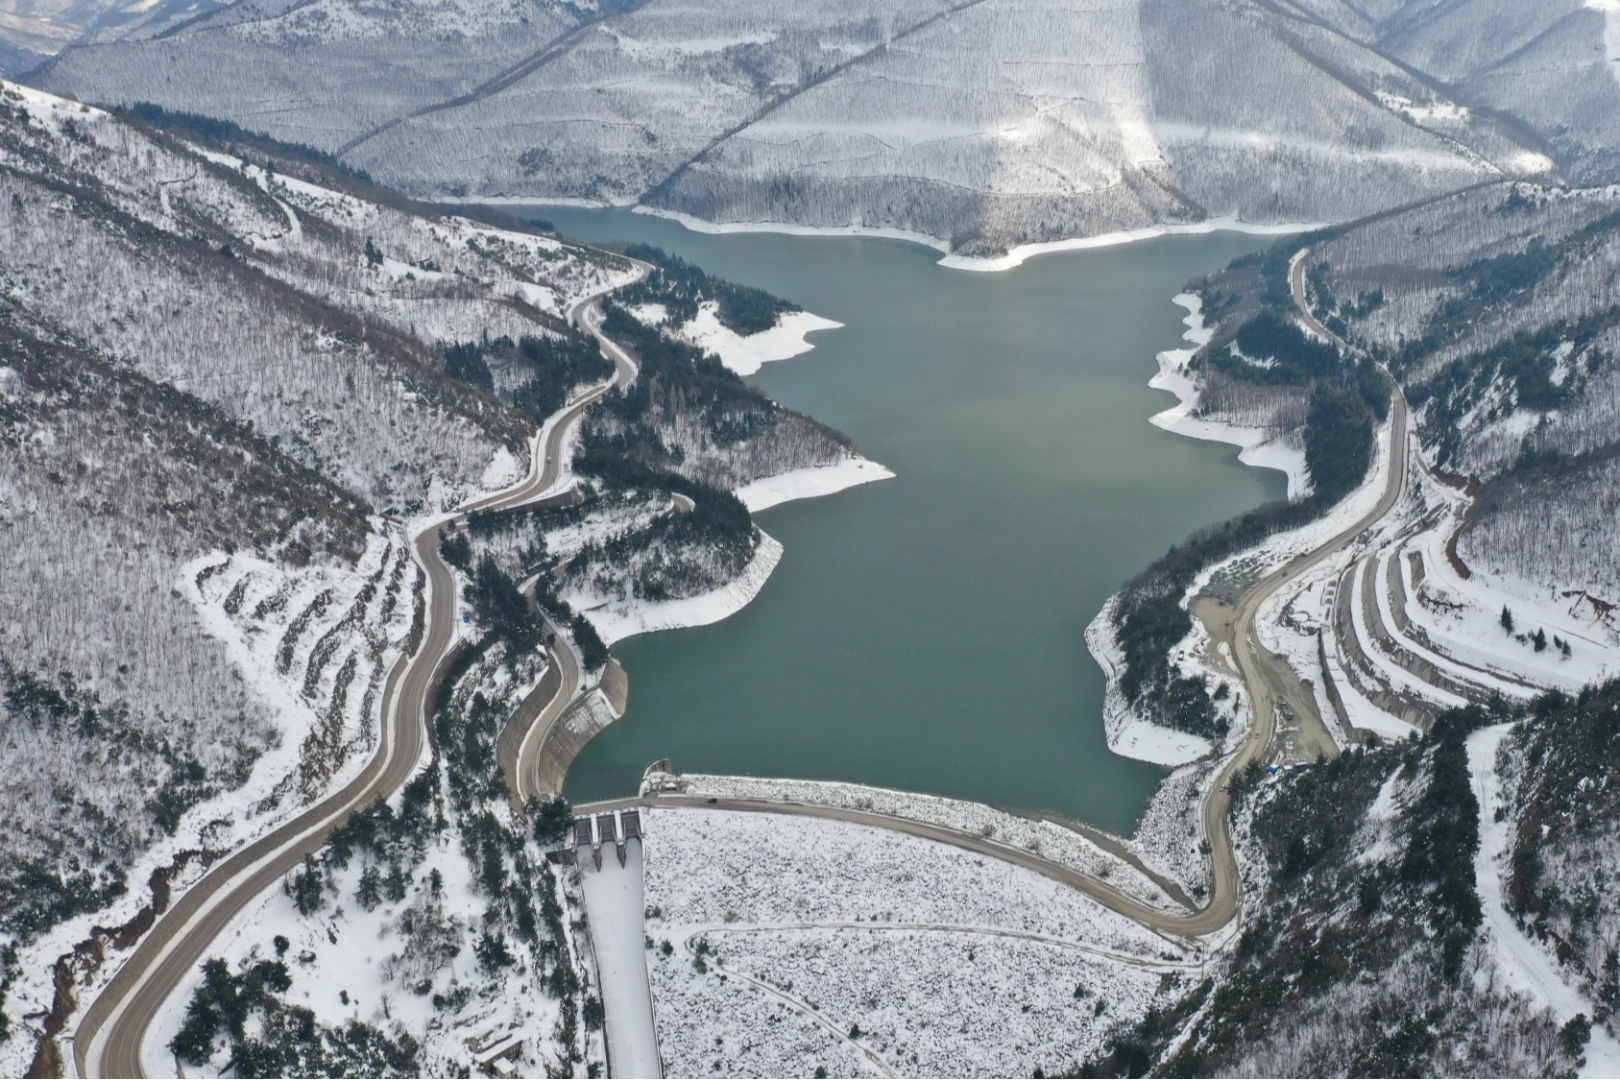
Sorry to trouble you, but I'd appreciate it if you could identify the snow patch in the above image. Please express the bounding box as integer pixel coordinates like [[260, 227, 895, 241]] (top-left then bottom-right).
[[479, 444, 524, 490], [1149, 293, 1309, 499], [677, 301, 843, 377], [581, 531, 783, 645], [734, 456, 895, 512]]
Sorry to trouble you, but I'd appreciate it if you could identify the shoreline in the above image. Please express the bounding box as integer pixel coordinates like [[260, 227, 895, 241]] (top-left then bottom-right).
[[636, 206, 1320, 273], [1083, 285, 1322, 769], [576, 532, 785, 647], [451, 196, 1321, 274], [735, 456, 895, 512], [575, 454, 897, 647], [1147, 292, 1310, 498]]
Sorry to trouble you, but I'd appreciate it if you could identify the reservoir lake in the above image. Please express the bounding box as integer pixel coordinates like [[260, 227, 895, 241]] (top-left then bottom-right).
[[519, 208, 1282, 836]]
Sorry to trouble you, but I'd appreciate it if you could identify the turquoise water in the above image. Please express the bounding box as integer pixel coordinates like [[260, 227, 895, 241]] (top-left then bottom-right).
[[522, 209, 1282, 835]]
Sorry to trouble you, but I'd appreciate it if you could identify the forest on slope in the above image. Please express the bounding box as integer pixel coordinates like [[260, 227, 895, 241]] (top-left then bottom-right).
[[0, 80, 867, 1075], [22, 0, 1614, 255]]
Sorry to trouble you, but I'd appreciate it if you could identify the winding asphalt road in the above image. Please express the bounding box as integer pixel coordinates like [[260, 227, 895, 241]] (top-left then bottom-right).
[[75, 264, 646, 1079]]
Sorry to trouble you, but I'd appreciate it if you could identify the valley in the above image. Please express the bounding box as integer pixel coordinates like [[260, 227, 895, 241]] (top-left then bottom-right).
[[532, 206, 1281, 829], [3, 2, 1620, 1072]]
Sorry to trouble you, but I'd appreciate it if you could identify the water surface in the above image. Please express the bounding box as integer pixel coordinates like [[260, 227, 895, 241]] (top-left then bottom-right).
[[520, 208, 1282, 835]]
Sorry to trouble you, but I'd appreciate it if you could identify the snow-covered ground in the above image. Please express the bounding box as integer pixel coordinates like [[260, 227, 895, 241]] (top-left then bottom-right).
[[1148, 293, 1309, 499], [678, 301, 843, 377], [641, 807, 1204, 1078], [1410, 492, 1620, 690], [1121, 762, 1222, 905], [677, 774, 1185, 914], [1468, 724, 1620, 1079], [141, 809, 585, 1078], [623, 278, 843, 378], [735, 457, 895, 513]]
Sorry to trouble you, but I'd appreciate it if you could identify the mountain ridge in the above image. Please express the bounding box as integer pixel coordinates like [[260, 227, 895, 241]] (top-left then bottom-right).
[[24, 0, 1610, 256]]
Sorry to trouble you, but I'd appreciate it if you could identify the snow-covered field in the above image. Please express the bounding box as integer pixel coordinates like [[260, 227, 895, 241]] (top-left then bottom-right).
[[642, 807, 1202, 1078], [678, 774, 1185, 914]]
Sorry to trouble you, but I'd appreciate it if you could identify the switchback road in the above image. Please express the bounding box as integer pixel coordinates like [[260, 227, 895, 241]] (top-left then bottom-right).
[[78, 239, 1404, 1073], [77, 262, 647, 1078]]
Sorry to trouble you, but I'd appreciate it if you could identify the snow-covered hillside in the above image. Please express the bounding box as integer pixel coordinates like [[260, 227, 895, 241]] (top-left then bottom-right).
[[0, 80, 647, 1075], [1304, 181, 1620, 602], [0, 77, 905, 1076], [25, 0, 1594, 257]]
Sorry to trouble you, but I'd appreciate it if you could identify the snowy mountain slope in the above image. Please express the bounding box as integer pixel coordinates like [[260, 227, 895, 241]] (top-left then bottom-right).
[[1494, 682, 1620, 1038], [0, 313, 364, 945], [0, 80, 659, 1071], [0, 79, 896, 1074], [134, 641, 608, 1078], [655, 0, 1532, 254], [321, 0, 957, 203], [1297, 181, 1620, 601], [1379, 0, 1620, 184], [1157, 176, 1620, 615], [27, 0, 1567, 256], [1084, 718, 1594, 1077], [0, 0, 226, 70], [0, 85, 646, 509], [1283, 0, 1620, 185], [0, 35, 42, 77], [27, 0, 586, 151]]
